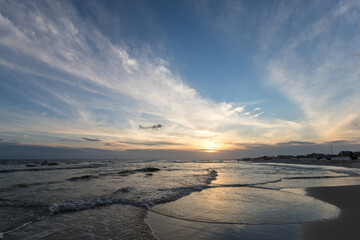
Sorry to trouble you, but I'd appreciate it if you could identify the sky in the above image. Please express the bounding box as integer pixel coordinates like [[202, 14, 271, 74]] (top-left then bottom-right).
[[1, 0, 360, 159]]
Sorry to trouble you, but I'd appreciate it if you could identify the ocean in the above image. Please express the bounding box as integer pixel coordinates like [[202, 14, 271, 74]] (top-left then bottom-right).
[[1, 159, 360, 239]]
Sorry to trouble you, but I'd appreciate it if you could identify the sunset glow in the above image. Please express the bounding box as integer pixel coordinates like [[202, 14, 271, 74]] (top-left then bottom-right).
[[1, 0, 360, 159]]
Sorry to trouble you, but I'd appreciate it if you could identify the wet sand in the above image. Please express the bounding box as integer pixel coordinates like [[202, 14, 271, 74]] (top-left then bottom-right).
[[301, 185, 360, 240], [250, 158, 360, 169], [147, 185, 360, 240], [147, 211, 299, 240]]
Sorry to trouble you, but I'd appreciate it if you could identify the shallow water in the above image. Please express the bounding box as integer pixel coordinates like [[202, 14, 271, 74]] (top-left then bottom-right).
[[150, 187, 339, 224], [1, 159, 360, 239]]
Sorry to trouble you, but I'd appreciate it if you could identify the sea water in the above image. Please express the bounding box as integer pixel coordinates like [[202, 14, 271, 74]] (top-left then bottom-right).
[[1, 159, 360, 239]]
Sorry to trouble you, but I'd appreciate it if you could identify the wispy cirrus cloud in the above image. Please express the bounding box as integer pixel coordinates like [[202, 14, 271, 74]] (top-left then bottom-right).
[[188, 0, 360, 146], [263, 0, 360, 142], [0, 0, 296, 152], [2, 0, 356, 157]]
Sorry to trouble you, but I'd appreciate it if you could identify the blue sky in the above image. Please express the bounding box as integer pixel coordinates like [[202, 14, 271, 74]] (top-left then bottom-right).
[[0, 0, 360, 159]]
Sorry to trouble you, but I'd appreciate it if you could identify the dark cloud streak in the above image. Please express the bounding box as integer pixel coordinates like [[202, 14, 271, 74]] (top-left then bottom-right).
[[82, 137, 102, 142], [118, 140, 182, 146], [59, 138, 82, 142], [278, 141, 315, 146], [139, 124, 163, 130]]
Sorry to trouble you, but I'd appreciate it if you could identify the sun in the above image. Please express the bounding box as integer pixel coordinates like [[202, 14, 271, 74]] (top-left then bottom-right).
[[205, 148, 217, 153], [203, 141, 219, 153]]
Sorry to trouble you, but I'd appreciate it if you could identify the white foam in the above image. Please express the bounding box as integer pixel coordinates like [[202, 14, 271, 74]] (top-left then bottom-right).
[[49, 198, 113, 214]]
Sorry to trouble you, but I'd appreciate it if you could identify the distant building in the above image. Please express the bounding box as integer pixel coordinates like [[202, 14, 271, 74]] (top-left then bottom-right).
[[306, 153, 325, 159], [354, 152, 360, 157], [325, 154, 332, 160], [339, 151, 353, 156], [277, 155, 293, 159]]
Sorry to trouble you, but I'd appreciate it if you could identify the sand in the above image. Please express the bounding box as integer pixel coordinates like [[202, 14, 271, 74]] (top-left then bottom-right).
[[147, 185, 360, 239], [250, 158, 360, 169], [147, 211, 299, 240], [301, 185, 360, 240]]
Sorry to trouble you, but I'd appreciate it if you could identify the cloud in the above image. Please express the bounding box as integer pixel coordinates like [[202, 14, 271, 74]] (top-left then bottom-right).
[[59, 138, 82, 142], [261, 0, 360, 142], [0, 0, 303, 152], [0, 141, 216, 160], [82, 137, 102, 142], [326, 140, 355, 145], [189, 0, 360, 144], [111, 46, 139, 73], [117, 140, 183, 146], [139, 124, 163, 130], [5, 0, 357, 156], [0, 141, 116, 159], [278, 141, 316, 146]]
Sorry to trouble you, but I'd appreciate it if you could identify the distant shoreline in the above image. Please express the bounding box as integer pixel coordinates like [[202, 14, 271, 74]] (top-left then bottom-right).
[[248, 158, 360, 169]]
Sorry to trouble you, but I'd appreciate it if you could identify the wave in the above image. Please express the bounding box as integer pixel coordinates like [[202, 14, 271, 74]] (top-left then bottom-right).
[[205, 170, 218, 184], [67, 175, 99, 181], [283, 175, 347, 180], [47, 186, 207, 214], [49, 198, 114, 214], [0, 181, 59, 192], [117, 167, 160, 176], [1, 167, 219, 236], [0, 163, 104, 173], [2, 171, 349, 213], [96, 167, 162, 177], [48, 169, 218, 214], [0, 167, 163, 194]]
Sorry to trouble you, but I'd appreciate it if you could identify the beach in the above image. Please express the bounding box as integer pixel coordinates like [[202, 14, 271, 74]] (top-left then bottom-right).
[[1, 0, 359, 239], [301, 185, 360, 240], [250, 158, 360, 169], [2, 159, 360, 239], [146, 211, 300, 240], [147, 184, 360, 240], [147, 185, 360, 240]]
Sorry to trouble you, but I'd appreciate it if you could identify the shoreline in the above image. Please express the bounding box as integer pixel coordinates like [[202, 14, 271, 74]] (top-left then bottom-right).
[[147, 185, 360, 240], [146, 162, 360, 240], [249, 158, 360, 169], [301, 185, 360, 240]]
